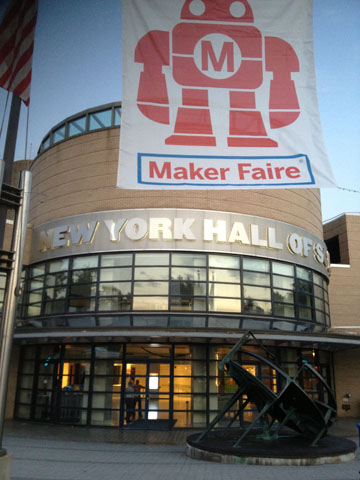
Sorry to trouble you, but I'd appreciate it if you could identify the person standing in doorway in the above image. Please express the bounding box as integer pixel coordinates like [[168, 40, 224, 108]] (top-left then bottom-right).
[[125, 380, 135, 424], [134, 379, 145, 419]]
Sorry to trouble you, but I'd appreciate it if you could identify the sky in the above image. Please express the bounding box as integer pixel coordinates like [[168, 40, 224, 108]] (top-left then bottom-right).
[[0, 0, 359, 223]]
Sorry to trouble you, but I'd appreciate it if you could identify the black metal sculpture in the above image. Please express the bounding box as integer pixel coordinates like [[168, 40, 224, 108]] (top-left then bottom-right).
[[196, 331, 337, 447]]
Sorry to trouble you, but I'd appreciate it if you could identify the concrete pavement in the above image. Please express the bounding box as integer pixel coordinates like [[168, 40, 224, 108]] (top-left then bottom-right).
[[3, 418, 360, 480]]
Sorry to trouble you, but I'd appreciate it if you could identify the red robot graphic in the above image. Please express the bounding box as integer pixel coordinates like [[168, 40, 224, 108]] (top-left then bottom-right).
[[134, 0, 300, 148]]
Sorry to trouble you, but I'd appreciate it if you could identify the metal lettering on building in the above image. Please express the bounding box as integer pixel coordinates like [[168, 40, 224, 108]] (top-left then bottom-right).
[[32, 209, 329, 275]]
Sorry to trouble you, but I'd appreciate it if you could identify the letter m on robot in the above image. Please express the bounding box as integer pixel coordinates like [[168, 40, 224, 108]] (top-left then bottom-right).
[[134, 0, 301, 148], [201, 41, 235, 72]]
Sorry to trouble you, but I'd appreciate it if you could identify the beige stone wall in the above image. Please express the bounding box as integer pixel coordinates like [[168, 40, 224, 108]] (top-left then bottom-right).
[[29, 128, 323, 237], [333, 347, 360, 417], [325, 214, 360, 335]]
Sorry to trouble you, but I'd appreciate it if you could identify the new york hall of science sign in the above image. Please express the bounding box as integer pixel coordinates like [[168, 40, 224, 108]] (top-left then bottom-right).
[[32, 209, 330, 277]]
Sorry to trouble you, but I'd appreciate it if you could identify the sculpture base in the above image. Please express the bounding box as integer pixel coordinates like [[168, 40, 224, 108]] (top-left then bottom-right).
[[186, 429, 356, 466], [0, 450, 12, 480]]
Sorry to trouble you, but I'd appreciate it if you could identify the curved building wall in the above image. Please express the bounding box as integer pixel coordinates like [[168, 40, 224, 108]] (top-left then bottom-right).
[[29, 127, 323, 237], [12, 103, 339, 430]]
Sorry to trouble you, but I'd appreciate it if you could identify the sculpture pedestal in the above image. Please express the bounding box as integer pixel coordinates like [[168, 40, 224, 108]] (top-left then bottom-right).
[[0, 451, 12, 480], [186, 430, 357, 466]]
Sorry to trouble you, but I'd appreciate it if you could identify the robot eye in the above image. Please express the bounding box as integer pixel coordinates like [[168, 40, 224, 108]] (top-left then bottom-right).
[[189, 0, 206, 16], [229, 1, 246, 18]]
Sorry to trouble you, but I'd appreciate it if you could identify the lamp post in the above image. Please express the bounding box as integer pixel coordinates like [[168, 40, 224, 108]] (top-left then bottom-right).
[[0, 170, 32, 453]]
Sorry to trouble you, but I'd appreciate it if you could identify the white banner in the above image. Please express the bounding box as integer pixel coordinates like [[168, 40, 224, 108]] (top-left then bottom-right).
[[118, 0, 336, 190]]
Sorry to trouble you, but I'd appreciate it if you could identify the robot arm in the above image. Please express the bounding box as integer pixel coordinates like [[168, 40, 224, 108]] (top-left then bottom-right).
[[135, 30, 170, 124], [265, 37, 300, 129]]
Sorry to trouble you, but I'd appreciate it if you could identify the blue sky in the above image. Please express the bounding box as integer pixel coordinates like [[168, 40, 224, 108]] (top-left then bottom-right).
[[0, 0, 359, 222]]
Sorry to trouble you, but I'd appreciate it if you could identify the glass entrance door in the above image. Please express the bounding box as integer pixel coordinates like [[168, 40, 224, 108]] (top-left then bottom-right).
[[124, 361, 171, 428]]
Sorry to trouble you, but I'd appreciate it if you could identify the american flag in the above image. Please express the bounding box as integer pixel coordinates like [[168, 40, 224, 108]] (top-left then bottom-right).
[[0, 0, 38, 106]]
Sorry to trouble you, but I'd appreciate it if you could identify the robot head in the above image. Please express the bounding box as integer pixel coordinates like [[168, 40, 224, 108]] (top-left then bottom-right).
[[180, 0, 254, 23]]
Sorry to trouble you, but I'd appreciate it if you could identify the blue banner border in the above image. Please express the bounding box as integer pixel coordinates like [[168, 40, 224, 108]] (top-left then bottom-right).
[[137, 153, 315, 187]]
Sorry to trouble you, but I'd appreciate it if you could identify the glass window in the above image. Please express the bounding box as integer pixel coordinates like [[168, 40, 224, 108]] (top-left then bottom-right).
[[273, 275, 294, 290], [170, 316, 206, 328], [72, 269, 97, 283], [312, 272, 322, 286], [243, 271, 270, 286], [70, 284, 97, 297], [209, 255, 239, 269], [114, 107, 121, 126], [209, 298, 241, 313], [100, 268, 132, 282], [98, 316, 131, 327], [44, 300, 66, 314], [209, 268, 240, 283], [135, 267, 169, 281], [53, 125, 65, 144], [42, 136, 50, 150], [134, 281, 169, 295], [89, 109, 112, 130], [68, 116, 86, 137], [30, 278, 44, 290], [29, 292, 42, 303], [315, 298, 325, 311], [316, 310, 326, 323], [244, 299, 271, 315], [135, 253, 169, 265], [172, 253, 206, 267], [208, 317, 240, 328], [45, 272, 68, 287], [296, 292, 312, 306], [272, 320, 296, 330], [273, 303, 295, 318], [101, 253, 132, 267], [243, 285, 271, 300], [69, 298, 95, 312], [73, 256, 98, 269], [272, 262, 294, 276], [27, 304, 41, 316], [171, 266, 206, 282], [170, 297, 206, 311], [49, 259, 69, 273], [273, 289, 294, 303], [31, 264, 45, 277], [296, 279, 312, 293], [299, 307, 313, 320], [170, 281, 206, 296], [45, 287, 66, 300], [242, 318, 271, 330], [313, 285, 324, 299], [243, 258, 269, 272], [132, 316, 168, 327], [98, 297, 130, 311], [133, 297, 168, 310], [296, 266, 311, 282], [64, 345, 91, 359], [208, 283, 240, 298], [99, 282, 131, 296]]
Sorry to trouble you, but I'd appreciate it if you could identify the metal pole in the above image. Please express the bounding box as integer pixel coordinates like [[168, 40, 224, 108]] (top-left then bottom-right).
[[0, 170, 32, 452], [0, 94, 22, 250], [0, 160, 5, 193]]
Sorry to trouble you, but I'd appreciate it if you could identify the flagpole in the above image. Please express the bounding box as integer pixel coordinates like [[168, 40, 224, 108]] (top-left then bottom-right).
[[0, 171, 31, 452]]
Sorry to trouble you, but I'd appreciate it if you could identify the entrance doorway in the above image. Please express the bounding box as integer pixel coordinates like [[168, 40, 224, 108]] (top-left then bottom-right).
[[123, 361, 172, 429]]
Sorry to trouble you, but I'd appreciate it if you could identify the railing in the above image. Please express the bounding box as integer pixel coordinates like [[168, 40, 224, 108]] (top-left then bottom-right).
[[37, 102, 122, 155]]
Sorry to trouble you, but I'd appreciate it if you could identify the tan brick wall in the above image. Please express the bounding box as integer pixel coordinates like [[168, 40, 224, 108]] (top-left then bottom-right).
[[325, 215, 360, 335], [29, 128, 323, 237], [333, 347, 360, 417]]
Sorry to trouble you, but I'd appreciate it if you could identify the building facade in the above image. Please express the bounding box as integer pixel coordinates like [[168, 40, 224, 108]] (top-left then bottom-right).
[[6, 103, 360, 429]]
